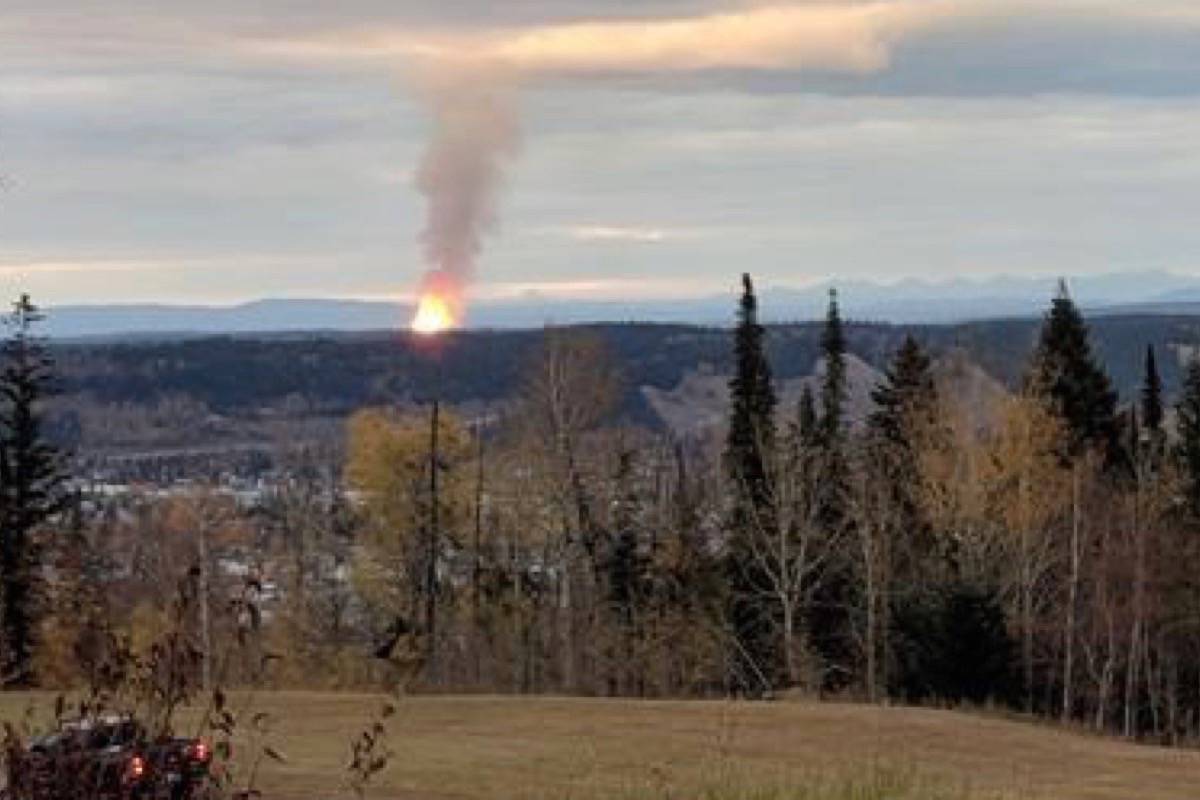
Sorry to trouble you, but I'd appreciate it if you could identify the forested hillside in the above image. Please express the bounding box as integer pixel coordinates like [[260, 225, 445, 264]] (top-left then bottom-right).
[[47, 313, 1200, 457]]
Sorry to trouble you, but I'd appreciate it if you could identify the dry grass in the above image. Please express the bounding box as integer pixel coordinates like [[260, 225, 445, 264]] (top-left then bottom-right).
[[3, 693, 1200, 799]]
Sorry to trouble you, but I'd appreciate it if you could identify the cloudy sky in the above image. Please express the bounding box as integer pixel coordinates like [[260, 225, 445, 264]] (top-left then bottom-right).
[[3, 1, 1200, 307]]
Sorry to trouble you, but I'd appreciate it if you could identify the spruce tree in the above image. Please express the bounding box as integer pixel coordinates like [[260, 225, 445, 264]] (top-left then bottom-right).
[[608, 450, 642, 629], [1176, 358, 1200, 517], [1142, 344, 1164, 434], [867, 336, 938, 538], [863, 336, 941, 697], [724, 273, 780, 695], [606, 448, 647, 694], [1027, 280, 1117, 456], [819, 288, 847, 446], [0, 294, 69, 686], [816, 288, 849, 526], [726, 273, 777, 521], [808, 287, 854, 690], [868, 336, 936, 449]]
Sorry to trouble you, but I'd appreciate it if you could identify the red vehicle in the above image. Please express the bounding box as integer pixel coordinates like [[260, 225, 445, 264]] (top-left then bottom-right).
[[3, 716, 212, 800]]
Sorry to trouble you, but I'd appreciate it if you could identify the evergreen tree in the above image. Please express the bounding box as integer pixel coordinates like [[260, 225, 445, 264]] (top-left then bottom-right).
[[868, 336, 936, 449], [808, 288, 854, 690], [1027, 280, 1117, 456], [1176, 358, 1200, 517], [606, 447, 648, 695], [724, 274, 780, 695], [1142, 344, 1164, 434], [0, 295, 69, 686], [608, 449, 642, 628], [867, 336, 939, 552], [726, 273, 777, 523], [862, 337, 942, 698], [815, 288, 850, 528], [819, 288, 847, 446]]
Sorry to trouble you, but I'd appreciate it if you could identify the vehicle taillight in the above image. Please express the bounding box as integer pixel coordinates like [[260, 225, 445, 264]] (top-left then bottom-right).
[[125, 754, 147, 783], [189, 740, 211, 763]]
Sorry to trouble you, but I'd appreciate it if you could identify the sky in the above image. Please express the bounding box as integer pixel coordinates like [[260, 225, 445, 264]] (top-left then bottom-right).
[[3, 1, 1200, 307]]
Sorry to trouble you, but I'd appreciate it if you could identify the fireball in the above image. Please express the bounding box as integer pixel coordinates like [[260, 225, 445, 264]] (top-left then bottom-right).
[[411, 292, 457, 335]]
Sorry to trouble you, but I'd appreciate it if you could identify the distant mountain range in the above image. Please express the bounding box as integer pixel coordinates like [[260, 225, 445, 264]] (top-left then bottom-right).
[[39, 271, 1200, 339]]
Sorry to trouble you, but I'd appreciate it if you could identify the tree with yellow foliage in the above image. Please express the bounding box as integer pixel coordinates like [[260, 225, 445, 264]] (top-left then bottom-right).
[[345, 406, 472, 684], [980, 394, 1071, 712]]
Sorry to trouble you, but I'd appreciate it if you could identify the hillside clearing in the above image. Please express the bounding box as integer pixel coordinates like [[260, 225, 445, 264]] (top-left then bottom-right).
[[4, 693, 1199, 798]]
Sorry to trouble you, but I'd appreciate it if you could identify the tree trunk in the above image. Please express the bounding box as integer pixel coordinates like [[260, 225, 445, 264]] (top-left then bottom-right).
[[1125, 480, 1145, 737], [864, 520, 878, 704], [782, 599, 796, 687], [1062, 464, 1081, 722], [472, 422, 484, 685], [1022, 549, 1034, 714], [199, 523, 212, 693], [1019, 475, 1034, 715], [424, 400, 440, 684]]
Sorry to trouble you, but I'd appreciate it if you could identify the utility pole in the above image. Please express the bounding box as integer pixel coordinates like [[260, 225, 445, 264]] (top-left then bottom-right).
[[424, 399, 440, 683], [472, 415, 485, 684], [198, 510, 212, 693]]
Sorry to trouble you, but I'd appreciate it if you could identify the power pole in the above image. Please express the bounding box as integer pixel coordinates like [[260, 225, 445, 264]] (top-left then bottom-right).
[[199, 513, 212, 693], [472, 415, 485, 684], [425, 399, 440, 683]]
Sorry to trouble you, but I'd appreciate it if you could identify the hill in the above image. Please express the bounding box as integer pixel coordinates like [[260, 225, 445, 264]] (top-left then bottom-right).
[[47, 313, 1200, 470], [36, 271, 1200, 337], [4, 692, 1193, 799], [644, 353, 887, 438]]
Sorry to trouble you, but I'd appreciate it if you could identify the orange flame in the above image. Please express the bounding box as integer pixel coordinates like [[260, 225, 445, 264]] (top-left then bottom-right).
[[411, 292, 457, 335]]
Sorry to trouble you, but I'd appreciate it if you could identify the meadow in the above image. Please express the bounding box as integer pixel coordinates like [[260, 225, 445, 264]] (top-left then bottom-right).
[[5, 693, 1199, 799]]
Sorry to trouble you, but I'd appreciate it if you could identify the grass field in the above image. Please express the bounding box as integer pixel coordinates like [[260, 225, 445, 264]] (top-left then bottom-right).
[[4, 693, 1200, 799]]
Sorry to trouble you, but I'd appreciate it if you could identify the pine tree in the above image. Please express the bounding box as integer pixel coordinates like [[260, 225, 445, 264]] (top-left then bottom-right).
[[724, 274, 780, 695], [816, 288, 850, 527], [1142, 345, 1164, 434], [861, 336, 941, 698], [867, 336, 938, 538], [1027, 280, 1118, 456], [819, 288, 847, 446], [606, 447, 647, 695], [868, 336, 936, 448], [608, 450, 642, 627], [724, 275, 772, 501], [1176, 358, 1200, 517], [0, 295, 69, 686], [725, 273, 777, 522], [807, 288, 855, 691]]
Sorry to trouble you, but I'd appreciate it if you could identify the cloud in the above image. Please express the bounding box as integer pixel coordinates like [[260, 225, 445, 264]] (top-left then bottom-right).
[[237, 1, 1200, 97], [248, 2, 943, 75], [474, 276, 722, 300], [10, 2, 1200, 98], [0, 259, 160, 277], [471, 3, 922, 75], [7, 1, 1200, 307], [565, 225, 677, 244]]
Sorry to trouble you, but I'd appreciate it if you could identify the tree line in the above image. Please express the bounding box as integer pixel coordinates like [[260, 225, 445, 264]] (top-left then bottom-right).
[[721, 274, 1200, 737], [331, 274, 1200, 742], [11, 280, 1200, 745]]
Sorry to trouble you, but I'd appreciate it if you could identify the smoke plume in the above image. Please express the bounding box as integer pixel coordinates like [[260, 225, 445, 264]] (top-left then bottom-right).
[[365, 3, 957, 326], [256, 3, 966, 327], [412, 67, 520, 324]]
